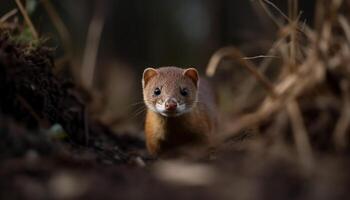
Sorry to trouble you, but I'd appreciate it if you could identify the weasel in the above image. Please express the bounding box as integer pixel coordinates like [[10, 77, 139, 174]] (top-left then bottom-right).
[[142, 66, 218, 156]]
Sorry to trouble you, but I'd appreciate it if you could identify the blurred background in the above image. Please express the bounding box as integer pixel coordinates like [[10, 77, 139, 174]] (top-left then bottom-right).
[[0, 0, 316, 132], [4, 1, 350, 199]]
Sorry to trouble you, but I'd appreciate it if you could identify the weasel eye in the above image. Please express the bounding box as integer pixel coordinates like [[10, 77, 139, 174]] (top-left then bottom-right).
[[180, 88, 189, 96], [154, 87, 161, 96]]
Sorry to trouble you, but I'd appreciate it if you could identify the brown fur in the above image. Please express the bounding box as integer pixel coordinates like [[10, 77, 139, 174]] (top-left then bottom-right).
[[142, 66, 218, 156]]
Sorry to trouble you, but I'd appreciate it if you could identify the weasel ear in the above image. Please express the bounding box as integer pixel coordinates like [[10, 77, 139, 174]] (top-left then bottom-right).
[[183, 68, 199, 87], [142, 68, 158, 87]]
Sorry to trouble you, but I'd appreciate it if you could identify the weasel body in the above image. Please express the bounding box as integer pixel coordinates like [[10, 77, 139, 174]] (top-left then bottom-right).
[[142, 67, 218, 156]]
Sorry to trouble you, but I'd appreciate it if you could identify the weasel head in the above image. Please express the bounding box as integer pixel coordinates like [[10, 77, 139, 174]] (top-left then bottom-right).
[[142, 66, 199, 117]]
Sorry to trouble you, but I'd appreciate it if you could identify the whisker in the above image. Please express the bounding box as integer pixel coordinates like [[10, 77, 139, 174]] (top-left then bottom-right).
[[193, 101, 206, 105], [127, 99, 153, 108], [131, 105, 146, 114], [130, 101, 145, 106], [132, 107, 147, 118]]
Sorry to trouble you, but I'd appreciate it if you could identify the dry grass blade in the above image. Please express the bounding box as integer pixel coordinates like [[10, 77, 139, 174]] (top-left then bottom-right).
[[0, 9, 18, 23], [339, 15, 350, 44], [319, 21, 332, 54], [314, 0, 325, 31], [287, 100, 314, 170], [206, 46, 276, 97], [265, 0, 290, 22], [257, 0, 284, 28], [259, 0, 305, 34], [288, 0, 298, 72], [81, 8, 105, 89], [242, 55, 278, 60], [14, 0, 39, 40]]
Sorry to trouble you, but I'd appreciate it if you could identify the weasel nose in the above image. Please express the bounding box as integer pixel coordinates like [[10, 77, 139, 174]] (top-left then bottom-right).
[[165, 99, 177, 111]]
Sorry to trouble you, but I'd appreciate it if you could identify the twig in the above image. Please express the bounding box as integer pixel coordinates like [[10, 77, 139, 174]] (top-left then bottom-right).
[[0, 9, 18, 23], [206, 46, 277, 97], [14, 0, 39, 40], [287, 100, 314, 170]]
